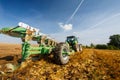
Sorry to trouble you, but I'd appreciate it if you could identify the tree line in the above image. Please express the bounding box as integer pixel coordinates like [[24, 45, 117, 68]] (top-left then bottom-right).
[[86, 34, 120, 50]]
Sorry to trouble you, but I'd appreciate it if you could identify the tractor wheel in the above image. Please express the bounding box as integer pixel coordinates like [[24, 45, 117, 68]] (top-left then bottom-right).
[[54, 43, 69, 65], [74, 44, 80, 52], [79, 44, 83, 52]]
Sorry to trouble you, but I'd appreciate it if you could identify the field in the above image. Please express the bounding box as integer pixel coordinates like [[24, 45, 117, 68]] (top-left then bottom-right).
[[0, 43, 120, 80]]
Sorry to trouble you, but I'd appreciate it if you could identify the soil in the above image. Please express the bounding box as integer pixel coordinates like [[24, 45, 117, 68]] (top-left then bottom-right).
[[0, 43, 120, 80]]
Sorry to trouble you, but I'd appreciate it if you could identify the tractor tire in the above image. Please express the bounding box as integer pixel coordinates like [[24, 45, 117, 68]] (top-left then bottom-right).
[[79, 44, 83, 52], [54, 43, 69, 65], [74, 44, 80, 52]]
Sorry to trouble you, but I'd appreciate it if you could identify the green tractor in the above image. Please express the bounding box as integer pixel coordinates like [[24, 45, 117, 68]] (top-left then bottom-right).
[[0, 22, 82, 65], [66, 36, 82, 53]]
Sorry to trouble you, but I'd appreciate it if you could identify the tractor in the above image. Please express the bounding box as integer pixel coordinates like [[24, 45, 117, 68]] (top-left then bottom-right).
[[0, 22, 82, 65], [66, 36, 82, 52]]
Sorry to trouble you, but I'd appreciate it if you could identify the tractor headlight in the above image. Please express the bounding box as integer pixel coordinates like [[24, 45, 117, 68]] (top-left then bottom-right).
[[71, 38, 74, 41]]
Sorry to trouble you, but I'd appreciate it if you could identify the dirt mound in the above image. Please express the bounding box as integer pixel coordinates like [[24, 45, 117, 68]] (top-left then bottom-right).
[[0, 44, 120, 80]]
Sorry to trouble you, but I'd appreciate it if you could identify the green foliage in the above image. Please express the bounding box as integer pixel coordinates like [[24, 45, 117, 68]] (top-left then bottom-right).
[[107, 45, 119, 50], [84, 43, 95, 49], [95, 44, 119, 50], [95, 44, 108, 49], [108, 34, 120, 49], [82, 45, 86, 48], [90, 43, 95, 48], [86, 45, 91, 48], [95, 34, 120, 50]]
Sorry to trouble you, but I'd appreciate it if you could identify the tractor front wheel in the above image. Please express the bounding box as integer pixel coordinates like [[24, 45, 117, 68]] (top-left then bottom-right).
[[74, 44, 80, 52], [54, 43, 69, 65], [79, 44, 83, 52]]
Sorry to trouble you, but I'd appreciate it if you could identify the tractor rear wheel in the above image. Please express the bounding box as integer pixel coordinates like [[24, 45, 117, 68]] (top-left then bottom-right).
[[54, 43, 69, 65]]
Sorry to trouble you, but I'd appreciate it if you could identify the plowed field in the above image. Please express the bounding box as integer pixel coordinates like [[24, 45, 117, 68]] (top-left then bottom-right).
[[0, 43, 120, 80]]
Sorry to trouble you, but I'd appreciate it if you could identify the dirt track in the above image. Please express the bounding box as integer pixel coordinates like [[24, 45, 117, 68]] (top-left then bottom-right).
[[0, 43, 120, 80]]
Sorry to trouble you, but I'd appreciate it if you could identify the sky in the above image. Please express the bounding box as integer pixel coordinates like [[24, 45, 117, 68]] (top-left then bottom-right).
[[0, 0, 120, 45]]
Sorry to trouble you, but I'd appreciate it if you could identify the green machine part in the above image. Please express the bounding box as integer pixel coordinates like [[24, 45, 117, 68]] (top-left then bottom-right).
[[21, 35, 55, 61], [0, 27, 26, 38], [21, 41, 54, 60], [0, 25, 73, 65], [0, 26, 55, 61]]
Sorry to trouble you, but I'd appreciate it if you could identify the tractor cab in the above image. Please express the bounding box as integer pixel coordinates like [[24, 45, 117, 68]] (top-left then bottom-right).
[[66, 36, 82, 52], [66, 36, 78, 45]]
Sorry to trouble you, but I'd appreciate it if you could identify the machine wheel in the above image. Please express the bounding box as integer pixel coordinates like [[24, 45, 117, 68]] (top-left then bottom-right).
[[54, 43, 69, 65], [74, 44, 80, 52], [79, 44, 83, 52]]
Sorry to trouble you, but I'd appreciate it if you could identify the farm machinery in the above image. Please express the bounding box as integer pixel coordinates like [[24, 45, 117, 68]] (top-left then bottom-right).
[[0, 22, 82, 65]]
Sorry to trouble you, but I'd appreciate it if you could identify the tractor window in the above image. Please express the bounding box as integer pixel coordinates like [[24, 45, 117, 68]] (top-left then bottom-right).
[[67, 37, 74, 41]]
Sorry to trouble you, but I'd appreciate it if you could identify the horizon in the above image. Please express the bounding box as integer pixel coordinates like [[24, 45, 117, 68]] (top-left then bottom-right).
[[0, 0, 120, 45]]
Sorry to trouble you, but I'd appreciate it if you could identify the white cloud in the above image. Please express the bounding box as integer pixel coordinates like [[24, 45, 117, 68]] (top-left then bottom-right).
[[59, 23, 73, 31], [53, 13, 120, 45]]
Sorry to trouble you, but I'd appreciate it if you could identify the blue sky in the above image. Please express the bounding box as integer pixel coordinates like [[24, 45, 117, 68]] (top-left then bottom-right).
[[0, 0, 120, 45]]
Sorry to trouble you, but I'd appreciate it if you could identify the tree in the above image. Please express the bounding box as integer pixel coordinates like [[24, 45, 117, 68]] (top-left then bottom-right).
[[90, 43, 95, 48], [108, 34, 120, 49], [95, 44, 108, 49]]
